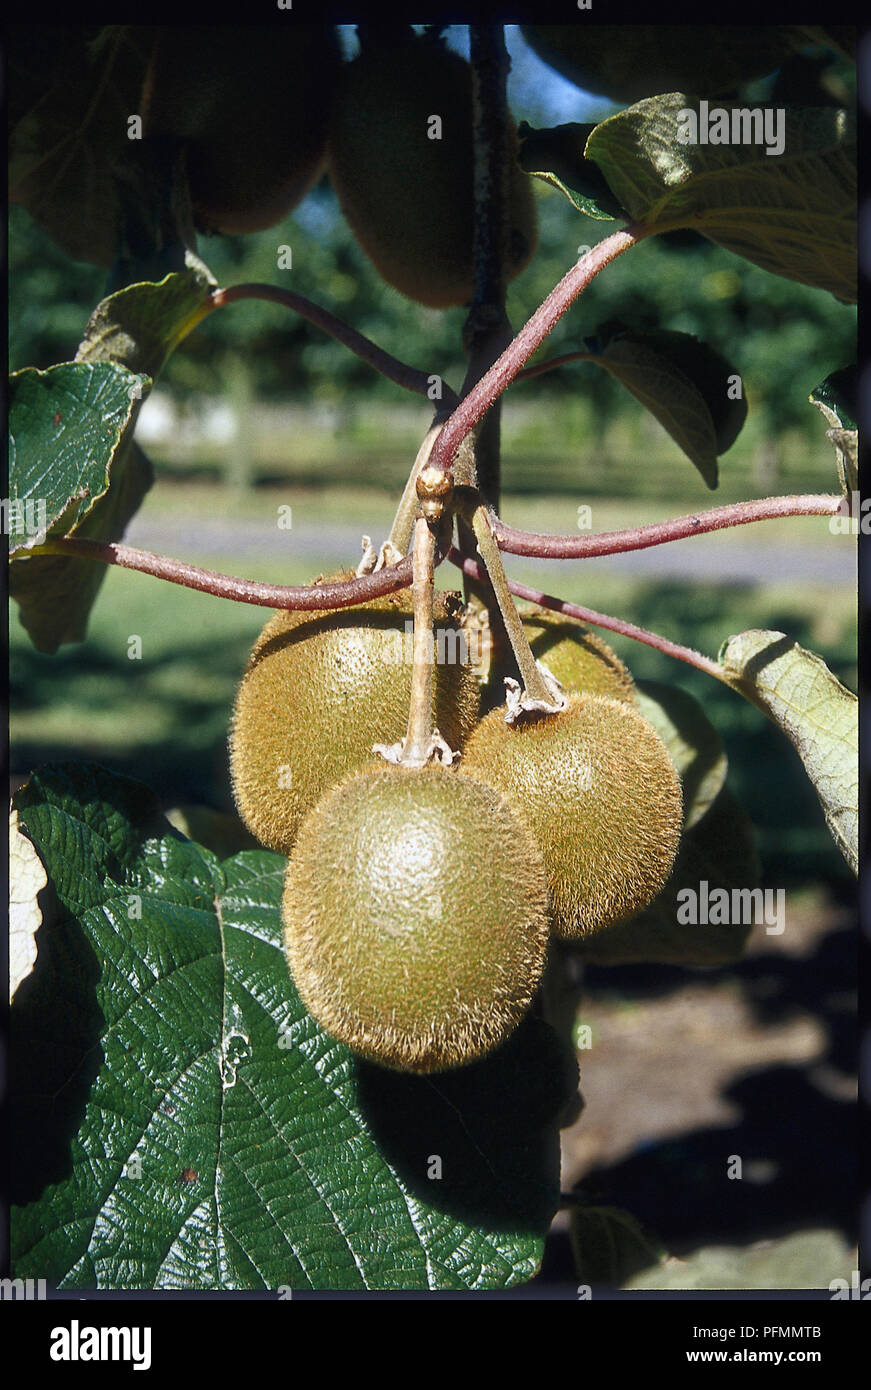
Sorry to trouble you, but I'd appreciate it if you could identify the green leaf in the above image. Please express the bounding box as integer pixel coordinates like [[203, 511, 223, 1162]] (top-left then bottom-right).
[[809, 366, 858, 494], [11, 763, 563, 1291], [718, 630, 858, 873], [9, 267, 216, 652], [76, 266, 217, 379], [625, 1229, 857, 1290], [6, 361, 149, 559], [586, 96, 856, 302], [810, 364, 857, 429], [634, 680, 728, 830], [586, 328, 747, 488], [9, 26, 156, 267], [580, 785, 759, 967], [520, 26, 807, 105], [517, 123, 625, 220]]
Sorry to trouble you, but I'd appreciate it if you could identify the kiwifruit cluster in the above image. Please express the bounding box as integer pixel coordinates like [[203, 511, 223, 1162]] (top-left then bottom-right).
[[141, 26, 341, 234], [231, 585, 682, 1073], [326, 31, 538, 306]]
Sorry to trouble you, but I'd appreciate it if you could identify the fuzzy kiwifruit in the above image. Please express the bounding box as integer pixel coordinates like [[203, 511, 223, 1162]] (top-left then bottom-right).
[[461, 693, 683, 938], [141, 26, 340, 234], [282, 762, 550, 1073], [326, 32, 537, 307], [521, 607, 635, 703], [229, 576, 480, 855]]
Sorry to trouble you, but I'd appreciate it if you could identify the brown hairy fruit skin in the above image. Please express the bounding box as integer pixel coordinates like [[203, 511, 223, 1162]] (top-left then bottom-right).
[[282, 763, 550, 1073], [326, 35, 537, 307], [229, 576, 480, 855], [462, 694, 683, 938], [142, 26, 340, 234], [521, 607, 635, 703]]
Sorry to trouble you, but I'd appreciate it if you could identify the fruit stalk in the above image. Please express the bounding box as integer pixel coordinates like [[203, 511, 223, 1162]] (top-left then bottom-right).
[[468, 503, 562, 709], [401, 518, 438, 765]]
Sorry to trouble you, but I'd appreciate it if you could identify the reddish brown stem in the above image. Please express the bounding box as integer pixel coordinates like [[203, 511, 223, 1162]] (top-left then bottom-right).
[[210, 284, 456, 403], [448, 548, 726, 682], [35, 536, 416, 609], [429, 226, 642, 475], [492, 494, 844, 559]]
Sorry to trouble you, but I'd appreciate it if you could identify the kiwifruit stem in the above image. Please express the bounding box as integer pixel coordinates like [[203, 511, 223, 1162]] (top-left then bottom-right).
[[468, 503, 557, 707], [401, 518, 437, 765]]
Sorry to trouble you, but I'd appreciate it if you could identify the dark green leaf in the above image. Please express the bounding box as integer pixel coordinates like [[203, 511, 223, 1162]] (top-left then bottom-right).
[[809, 364, 857, 430], [521, 26, 806, 104], [9, 26, 156, 266], [586, 96, 856, 302], [7, 362, 148, 558], [517, 123, 625, 220], [11, 763, 563, 1291], [809, 366, 858, 494], [585, 327, 747, 487]]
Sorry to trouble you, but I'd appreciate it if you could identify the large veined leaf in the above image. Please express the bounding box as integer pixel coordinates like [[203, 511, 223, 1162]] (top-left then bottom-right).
[[586, 96, 856, 302], [6, 361, 149, 559], [11, 764, 564, 1291], [76, 264, 216, 377], [585, 328, 746, 489], [718, 631, 857, 873], [9, 26, 157, 266], [9, 267, 215, 652]]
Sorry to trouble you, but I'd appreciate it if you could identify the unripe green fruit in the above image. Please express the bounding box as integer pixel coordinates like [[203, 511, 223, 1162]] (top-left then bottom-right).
[[462, 694, 683, 938], [521, 607, 635, 703], [229, 576, 480, 855], [327, 34, 538, 307], [282, 763, 551, 1073], [142, 26, 340, 233]]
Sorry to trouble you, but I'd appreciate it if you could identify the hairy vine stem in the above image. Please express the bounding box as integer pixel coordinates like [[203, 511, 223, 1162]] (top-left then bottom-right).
[[492, 494, 845, 558], [209, 283, 457, 404], [33, 536, 416, 609], [429, 225, 644, 477]]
